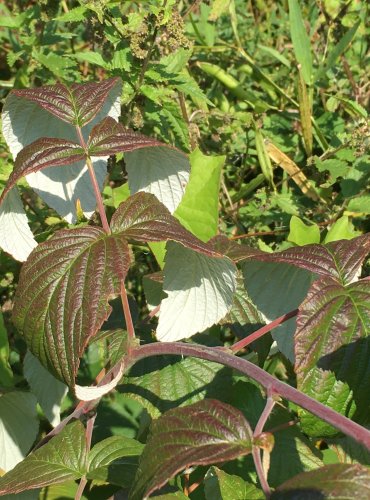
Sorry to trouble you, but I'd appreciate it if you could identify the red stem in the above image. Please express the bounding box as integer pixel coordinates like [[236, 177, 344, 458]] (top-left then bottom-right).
[[230, 309, 298, 353], [75, 413, 96, 500], [75, 125, 110, 234], [121, 280, 136, 350]]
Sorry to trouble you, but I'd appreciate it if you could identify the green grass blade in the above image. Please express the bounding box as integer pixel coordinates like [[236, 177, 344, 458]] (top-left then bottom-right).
[[288, 0, 313, 85]]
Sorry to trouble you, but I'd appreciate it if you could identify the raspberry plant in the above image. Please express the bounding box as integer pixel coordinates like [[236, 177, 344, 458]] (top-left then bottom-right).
[[0, 77, 369, 500]]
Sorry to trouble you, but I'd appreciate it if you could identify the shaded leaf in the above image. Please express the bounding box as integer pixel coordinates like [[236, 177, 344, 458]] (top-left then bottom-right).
[[110, 192, 220, 258], [0, 188, 37, 262], [157, 242, 236, 341], [23, 351, 67, 427], [272, 464, 370, 499], [130, 399, 253, 500], [0, 392, 38, 473], [13, 227, 130, 388], [0, 421, 86, 495], [204, 466, 264, 500], [125, 145, 190, 214], [0, 311, 13, 387], [88, 116, 163, 156], [174, 148, 224, 242], [11, 78, 121, 127], [0, 138, 84, 205], [295, 277, 370, 436], [87, 435, 143, 487], [119, 355, 233, 418]]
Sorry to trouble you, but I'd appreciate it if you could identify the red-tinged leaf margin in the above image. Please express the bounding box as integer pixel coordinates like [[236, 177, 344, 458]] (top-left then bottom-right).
[[11, 77, 121, 127], [130, 399, 253, 500], [294, 276, 370, 436], [88, 117, 165, 156], [0, 138, 85, 206], [12, 226, 131, 388], [111, 191, 222, 258], [217, 234, 370, 284], [272, 463, 370, 499]]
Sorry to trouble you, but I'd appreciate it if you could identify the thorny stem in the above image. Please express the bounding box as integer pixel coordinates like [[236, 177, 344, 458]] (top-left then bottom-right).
[[121, 280, 136, 350], [230, 309, 299, 353], [252, 394, 276, 497], [75, 125, 110, 234], [75, 413, 96, 500]]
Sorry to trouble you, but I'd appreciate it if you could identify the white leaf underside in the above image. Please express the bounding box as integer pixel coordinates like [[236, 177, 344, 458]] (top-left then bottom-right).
[[125, 146, 190, 214], [242, 261, 314, 362], [0, 392, 38, 472], [157, 242, 237, 341]]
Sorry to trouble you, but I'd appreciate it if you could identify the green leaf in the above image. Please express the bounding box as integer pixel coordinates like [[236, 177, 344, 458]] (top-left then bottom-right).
[[87, 435, 144, 487], [119, 356, 232, 418], [110, 192, 220, 258], [347, 196, 370, 215], [295, 277, 370, 436], [125, 144, 190, 214], [23, 351, 67, 427], [324, 216, 360, 243], [0, 138, 85, 205], [315, 21, 361, 81], [0, 392, 38, 473], [288, 216, 320, 245], [130, 399, 253, 500], [204, 466, 264, 499], [13, 226, 130, 388], [0, 311, 13, 387], [0, 421, 87, 495], [174, 148, 224, 242], [73, 51, 107, 68], [55, 5, 88, 22], [288, 0, 313, 84], [157, 242, 236, 341], [33, 53, 76, 79], [11, 78, 121, 127], [328, 435, 370, 466], [272, 464, 370, 499], [0, 187, 37, 261]]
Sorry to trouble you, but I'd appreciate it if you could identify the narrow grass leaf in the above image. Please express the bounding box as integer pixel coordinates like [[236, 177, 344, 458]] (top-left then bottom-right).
[[288, 0, 313, 84], [297, 67, 313, 156]]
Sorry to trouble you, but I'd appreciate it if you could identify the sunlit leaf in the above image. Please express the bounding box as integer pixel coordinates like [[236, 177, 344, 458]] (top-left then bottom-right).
[[13, 227, 130, 388], [130, 399, 253, 500], [204, 466, 263, 500], [11, 78, 121, 127], [157, 242, 236, 341], [110, 192, 220, 258], [0, 138, 84, 205]]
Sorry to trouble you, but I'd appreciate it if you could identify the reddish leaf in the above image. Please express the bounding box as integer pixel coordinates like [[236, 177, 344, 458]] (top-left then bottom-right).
[[217, 235, 370, 284], [12, 78, 121, 127], [272, 463, 370, 499], [88, 117, 164, 156], [0, 138, 85, 205], [130, 399, 253, 500], [111, 192, 221, 258], [13, 227, 130, 388], [295, 277, 370, 436]]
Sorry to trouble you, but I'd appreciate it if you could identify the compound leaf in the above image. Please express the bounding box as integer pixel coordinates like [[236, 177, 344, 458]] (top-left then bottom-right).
[[13, 227, 130, 388], [130, 399, 253, 500], [0, 421, 87, 495], [0, 138, 85, 205], [295, 277, 370, 436], [157, 242, 236, 341], [11, 78, 121, 127]]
